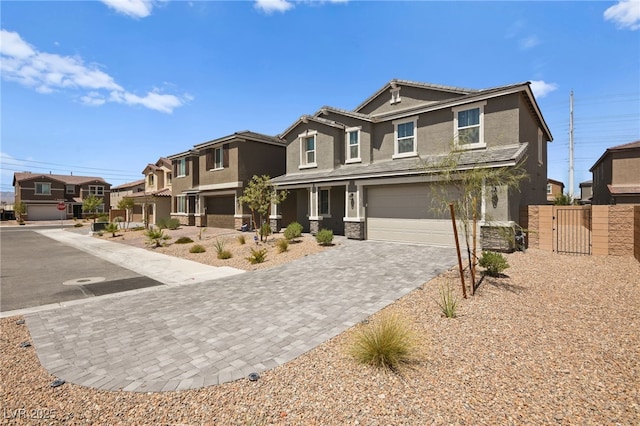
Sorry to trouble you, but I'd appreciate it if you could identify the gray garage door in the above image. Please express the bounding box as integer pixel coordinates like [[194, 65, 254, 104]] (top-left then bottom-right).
[[27, 204, 61, 221], [366, 184, 458, 246]]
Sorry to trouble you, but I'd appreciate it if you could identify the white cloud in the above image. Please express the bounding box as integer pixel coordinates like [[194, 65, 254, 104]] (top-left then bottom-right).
[[0, 29, 188, 114], [530, 80, 558, 98], [255, 0, 294, 14], [604, 0, 640, 30], [100, 0, 154, 18], [519, 35, 540, 50]]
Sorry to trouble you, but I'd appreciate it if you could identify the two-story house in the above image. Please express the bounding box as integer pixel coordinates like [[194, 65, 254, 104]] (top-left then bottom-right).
[[110, 179, 145, 218], [121, 158, 173, 226], [546, 178, 565, 203], [590, 140, 640, 205], [271, 79, 552, 247], [13, 172, 111, 220], [167, 131, 286, 229]]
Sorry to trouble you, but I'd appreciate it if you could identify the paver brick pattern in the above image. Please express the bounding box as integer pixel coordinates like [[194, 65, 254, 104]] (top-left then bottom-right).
[[27, 240, 456, 392]]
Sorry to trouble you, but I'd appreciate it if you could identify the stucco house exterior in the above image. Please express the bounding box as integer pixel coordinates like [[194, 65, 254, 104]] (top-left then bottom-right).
[[579, 180, 593, 205], [167, 131, 286, 229], [546, 178, 565, 203], [110, 179, 145, 219], [270, 79, 552, 247], [590, 140, 640, 205], [13, 172, 111, 220], [123, 158, 173, 226]]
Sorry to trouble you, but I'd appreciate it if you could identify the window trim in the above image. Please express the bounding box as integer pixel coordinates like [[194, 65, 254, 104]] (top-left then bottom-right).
[[176, 158, 187, 177], [453, 101, 486, 149], [66, 184, 75, 194], [299, 131, 318, 169], [537, 128, 544, 166], [213, 146, 223, 170], [547, 184, 552, 195], [148, 174, 155, 186], [88, 185, 104, 196], [175, 195, 187, 214], [392, 116, 418, 159], [34, 182, 51, 195], [345, 126, 361, 164]]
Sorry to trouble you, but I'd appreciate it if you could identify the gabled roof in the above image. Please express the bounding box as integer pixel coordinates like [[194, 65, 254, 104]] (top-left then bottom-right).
[[315, 106, 372, 122], [193, 130, 284, 151], [353, 79, 478, 113], [111, 179, 145, 190], [279, 115, 346, 139], [547, 178, 565, 187], [590, 140, 640, 172], [143, 157, 171, 174], [13, 172, 110, 187], [272, 143, 528, 186]]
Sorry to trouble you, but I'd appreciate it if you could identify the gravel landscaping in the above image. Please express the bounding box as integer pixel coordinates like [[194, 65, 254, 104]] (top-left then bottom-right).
[[1, 238, 639, 424]]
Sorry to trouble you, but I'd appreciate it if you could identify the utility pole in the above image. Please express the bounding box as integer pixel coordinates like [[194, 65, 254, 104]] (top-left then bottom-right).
[[569, 90, 574, 196]]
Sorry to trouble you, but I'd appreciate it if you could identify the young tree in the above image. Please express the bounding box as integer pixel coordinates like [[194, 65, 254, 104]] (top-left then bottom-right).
[[425, 146, 528, 295], [238, 175, 287, 242], [117, 197, 135, 229], [14, 201, 26, 223], [553, 192, 577, 205], [82, 194, 103, 223]]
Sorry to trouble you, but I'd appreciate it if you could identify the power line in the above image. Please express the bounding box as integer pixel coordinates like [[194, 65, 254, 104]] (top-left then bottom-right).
[[0, 157, 142, 174]]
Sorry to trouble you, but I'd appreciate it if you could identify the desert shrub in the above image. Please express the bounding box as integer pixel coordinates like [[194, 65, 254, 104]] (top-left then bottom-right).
[[74, 223, 83, 228], [158, 217, 180, 230], [175, 236, 194, 244], [189, 244, 206, 253], [435, 280, 458, 318], [277, 238, 289, 253], [260, 223, 272, 241], [214, 239, 233, 259], [97, 214, 109, 223], [237, 235, 246, 245], [478, 251, 510, 277], [104, 222, 120, 238], [246, 248, 268, 264], [349, 312, 417, 370], [113, 216, 124, 223], [145, 228, 171, 248], [315, 229, 334, 246], [283, 222, 303, 241]]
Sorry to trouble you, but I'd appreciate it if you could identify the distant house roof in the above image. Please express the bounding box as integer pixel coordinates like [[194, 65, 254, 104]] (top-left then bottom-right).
[[579, 180, 593, 187], [193, 130, 284, 151], [13, 172, 110, 187], [111, 179, 145, 191], [590, 140, 640, 172], [547, 178, 565, 187]]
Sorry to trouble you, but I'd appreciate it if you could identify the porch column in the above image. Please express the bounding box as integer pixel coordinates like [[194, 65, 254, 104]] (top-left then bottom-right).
[[269, 195, 282, 233], [343, 182, 365, 240], [308, 185, 322, 235], [235, 191, 252, 230]]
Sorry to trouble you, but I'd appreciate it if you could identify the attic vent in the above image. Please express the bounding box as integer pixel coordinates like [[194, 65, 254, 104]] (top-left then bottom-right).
[[390, 87, 401, 105]]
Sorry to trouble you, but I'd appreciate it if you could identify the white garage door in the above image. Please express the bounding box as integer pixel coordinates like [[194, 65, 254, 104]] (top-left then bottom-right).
[[27, 205, 61, 221], [366, 184, 458, 246]]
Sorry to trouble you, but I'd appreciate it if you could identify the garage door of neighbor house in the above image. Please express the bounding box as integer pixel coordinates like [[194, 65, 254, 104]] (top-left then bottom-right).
[[366, 184, 456, 246], [27, 205, 61, 221], [205, 196, 235, 229]]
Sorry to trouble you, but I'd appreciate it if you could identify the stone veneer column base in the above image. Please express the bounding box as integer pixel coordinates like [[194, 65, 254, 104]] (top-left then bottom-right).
[[270, 218, 282, 233], [309, 219, 322, 235], [345, 221, 365, 240]]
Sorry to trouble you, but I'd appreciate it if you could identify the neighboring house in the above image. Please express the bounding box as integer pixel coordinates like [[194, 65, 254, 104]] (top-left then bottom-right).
[[13, 172, 111, 220], [167, 131, 286, 228], [110, 179, 145, 218], [125, 158, 173, 226], [546, 178, 565, 203], [579, 180, 593, 205], [271, 79, 553, 247], [590, 140, 640, 205]]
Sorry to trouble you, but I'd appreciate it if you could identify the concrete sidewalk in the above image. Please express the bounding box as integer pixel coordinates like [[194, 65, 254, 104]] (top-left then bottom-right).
[[25, 236, 457, 392]]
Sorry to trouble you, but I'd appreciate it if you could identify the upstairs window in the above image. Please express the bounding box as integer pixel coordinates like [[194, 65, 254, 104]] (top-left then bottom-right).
[[66, 184, 75, 194], [166, 172, 172, 185], [346, 127, 361, 163], [538, 128, 544, 165], [214, 147, 223, 170], [299, 131, 317, 169], [547, 184, 552, 195], [35, 182, 51, 195], [453, 101, 486, 148], [393, 117, 418, 159], [89, 185, 104, 196], [206, 147, 224, 170], [176, 158, 187, 177], [148, 174, 155, 186]]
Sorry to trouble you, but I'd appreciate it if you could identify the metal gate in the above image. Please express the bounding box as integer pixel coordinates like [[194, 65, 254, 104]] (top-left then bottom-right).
[[554, 207, 592, 255]]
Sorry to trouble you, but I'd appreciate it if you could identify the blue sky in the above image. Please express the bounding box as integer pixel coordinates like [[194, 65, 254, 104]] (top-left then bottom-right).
[[1, 0, 639, 196]]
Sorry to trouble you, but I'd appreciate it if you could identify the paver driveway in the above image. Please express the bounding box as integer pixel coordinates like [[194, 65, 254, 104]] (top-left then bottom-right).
[[26, 239, 456, 392]]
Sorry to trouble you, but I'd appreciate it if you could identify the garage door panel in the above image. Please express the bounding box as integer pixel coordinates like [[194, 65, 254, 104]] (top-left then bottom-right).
[[27, 205, 60, 221], [205, 196, 235, 229], [367, 218, 456, 246]]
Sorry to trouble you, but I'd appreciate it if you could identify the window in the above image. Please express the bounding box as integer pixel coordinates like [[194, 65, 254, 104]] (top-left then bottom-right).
[[176, 195, 187, 214], [453, 101, 486, 148], [393, 117, 418, 158], [319, 189, 330, 216], [299, 131, 317, 168], [148, 174, 155, 186], [538, 128, 544, 165], [66, 184, 75, 194], [166, 172, 172, 185], [176, 158, 187, 177], [89, 185, 104, 196], [547, 184, 552, 195], [35, 182, 51, 195], [346, 127, 361, 163], [214, 147, 223, 170]]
